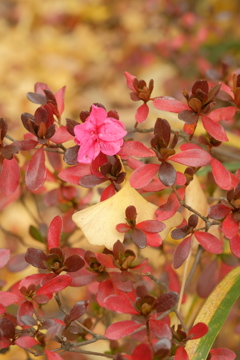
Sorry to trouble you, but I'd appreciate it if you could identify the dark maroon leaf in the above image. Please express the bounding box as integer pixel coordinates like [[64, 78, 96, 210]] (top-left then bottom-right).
[[207, 83, 221, 103], [80, 174, 106, 187], [25, 248, 47, 269], [171, 227, 189, 240], [178, 110, 199, 124], [0, 118, 8, 140], [44, 89, 57, 106], [15, 139, 38, 151], [158, 162, 176, 186], [126, 205, 137, 222], [21, 113, 36, 134], [1, 143, 19, 160], [154, 291, 179, 312], [154, 338, 171, 358], [34, 107, 48, 124], [66, 118, 79, 136], [20, 315, 38, 326], [0, 318, 15, 339], [173, 236, 192, 269], [188, 214, 198, 228], [192, 80, 209, 96], [64, 255, 85, 272], [63, 145, 79, 165], [67, 300, 89, 322], [154, 118, 171, 146], [45, 124, 56, 139], [132, 228, 147, 248], [25, 148, 46, 191], [27, 92, 47, 105]]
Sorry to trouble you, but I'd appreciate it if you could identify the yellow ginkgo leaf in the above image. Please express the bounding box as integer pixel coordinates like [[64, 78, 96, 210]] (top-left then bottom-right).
[[72, 181, 183, 249]]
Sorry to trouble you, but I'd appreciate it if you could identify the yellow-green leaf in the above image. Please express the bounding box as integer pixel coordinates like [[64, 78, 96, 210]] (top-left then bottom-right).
[[186, 266, 240, 359]]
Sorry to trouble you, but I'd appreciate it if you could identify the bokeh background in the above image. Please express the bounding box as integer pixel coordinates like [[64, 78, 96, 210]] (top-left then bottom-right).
[[1, 0, 240, 359]]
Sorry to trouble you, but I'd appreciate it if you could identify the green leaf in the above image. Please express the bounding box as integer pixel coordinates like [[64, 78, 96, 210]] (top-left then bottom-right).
[[29, 225, 44, 243], [186, 266, 240, 359]]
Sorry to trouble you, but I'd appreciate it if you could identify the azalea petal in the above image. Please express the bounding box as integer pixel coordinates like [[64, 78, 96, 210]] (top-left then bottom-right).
[[77, 139, 100, 164], [88, 105, 107, 126], [98, 119, 127, 141], [99, 138, 124, 156]]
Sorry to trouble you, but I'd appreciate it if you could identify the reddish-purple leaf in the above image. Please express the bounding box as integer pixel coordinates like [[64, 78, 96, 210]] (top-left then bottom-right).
[[209, 348, 236, 360], [17, 301, 34, 326], [104, 294, 139, 314], [36, 274, 72, 296], [137, 220, 165, 233], [80, 174, 105, 187], [15, 336, 38, 348], [131, 344, 153, 360], [0, 249, 10, 269], [0, 291, 21, 306], [170, 149, 212, 167], [64, 255, 85, 272], [45, 350, 64, 360], [130, 164, 159, 189], [153, 97, 189, 112], [68, 300, 89, 322], [229, 235, 240, 258], [135, 103, 149, 123], [132, 228, 147, 248], [188, 322, 208, 339], [0, 158, 20, 195], [175, 347, 189, 360], [25, 148, 46, 191], [55, 86, 66, 115], [154, 291, 179, 312], [96, 253, 115, 268], [118, 141, 155, 158], [58, 164, 91, 185], [105, 320, 142, 340], [25, 248, 47, 269], [173, 236, 192, 269], [202, 115, 228, 142], [158, 162, 177, 186], [194, 231, 223, 254], [178, 110, 199, 124], [149, 320, 172, 339], [208, 204, 231, 220], [47, 216, 62, 250], [0, 318, 15, 338], [211, 158, 232, 190]]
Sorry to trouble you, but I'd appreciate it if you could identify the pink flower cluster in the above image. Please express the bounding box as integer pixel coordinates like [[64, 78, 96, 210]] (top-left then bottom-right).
[[74, 105, 127, 163]]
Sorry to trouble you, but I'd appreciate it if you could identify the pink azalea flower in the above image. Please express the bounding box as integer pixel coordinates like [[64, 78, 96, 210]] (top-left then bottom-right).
[[74, 105, 127, 164]]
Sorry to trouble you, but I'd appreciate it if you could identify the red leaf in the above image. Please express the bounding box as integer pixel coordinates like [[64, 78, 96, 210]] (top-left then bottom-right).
[[209, 348, 236, 360], [202, 115, 228, 142], [0, 158, 20, 195], [170, 149, 212, 167], [135, 103, 149, 123], [0, 249, 10, 269], [175, 347, 189, 360], [105, 320, 142, 340], [229, 235, 240, 258], [96, 253, 115, 268], [188, 322, 208, 339], [124, 71, 136, 91], [17, 301, 34, 326], [132, 344, 153, 360], [149, 320, 172, 339], [14, 336, 38, 348], [58, 164, 91, 185], [100, 183, 116, 201], [130, 164, 159, 188], [104, 294, 138, 314], [55, 86, 66, 115], [45, 350, 64, 360], [137, 220, 165, 233], [153, 97, 189, 112], [50, 126, 73, 143], [155, 193, 180, 221], [0, 291, 20, 306], [173, 236, 192, 269], [146, 233, 162, 247], [25, 148, 46, 191], [36, 274, 72, 296], [194, 232, 223, 254], [211, 158, 232, 190], [208, 106, 236, 122], [47, 216, 62, 250], [68, 300, 89, 321], [118, 141, 155, 158], [222, 213, 239, 239]]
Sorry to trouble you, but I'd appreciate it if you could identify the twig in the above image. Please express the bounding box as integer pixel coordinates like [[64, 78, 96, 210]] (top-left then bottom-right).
[[174, 308, 188, 333], [142, 272, 168, 292], [184, 245, 203, 290], [0, 225, 26, 246]]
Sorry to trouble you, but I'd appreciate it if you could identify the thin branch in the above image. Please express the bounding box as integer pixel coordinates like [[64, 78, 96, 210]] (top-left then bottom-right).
[[184, 245, 203, 290], [142, 272, 168, 292], [0, 225, 26, 246], [174, 308, 188, 333]]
